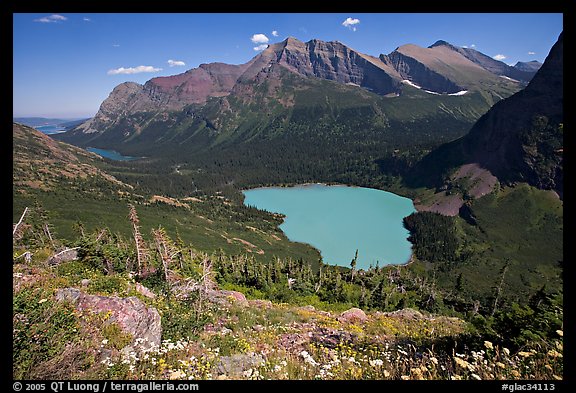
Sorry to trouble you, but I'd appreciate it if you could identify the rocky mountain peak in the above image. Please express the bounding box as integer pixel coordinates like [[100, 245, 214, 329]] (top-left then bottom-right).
[[428, 40, 453, 48], [283, 36, 305, 49]]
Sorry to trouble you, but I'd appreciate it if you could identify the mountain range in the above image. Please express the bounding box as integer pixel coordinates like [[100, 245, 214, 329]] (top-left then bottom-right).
[[57, 37, 536, 152]]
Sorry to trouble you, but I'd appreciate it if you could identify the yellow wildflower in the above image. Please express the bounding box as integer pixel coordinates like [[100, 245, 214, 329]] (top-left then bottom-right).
[[547, 350, 562, 358], [483, 341, 493, 350], [496, 362, 506, 369], [556, 330, 563, 337], [518, 351, 533, 358]]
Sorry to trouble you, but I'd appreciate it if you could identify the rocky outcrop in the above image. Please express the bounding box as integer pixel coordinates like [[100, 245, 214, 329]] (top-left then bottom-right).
[[55, 288, 161, 351]]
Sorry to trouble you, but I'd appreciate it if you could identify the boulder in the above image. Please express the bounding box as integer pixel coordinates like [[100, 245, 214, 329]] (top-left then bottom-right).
[[47, 248, 78, 266], [248, 299, 272, 309], [206, 289, 248, 306], [55, 288, 161, 351], [217, 353, 265, 378], [383, 308, 424, 320], [219, 290, 247, 304], [339, 307, 367, 323]]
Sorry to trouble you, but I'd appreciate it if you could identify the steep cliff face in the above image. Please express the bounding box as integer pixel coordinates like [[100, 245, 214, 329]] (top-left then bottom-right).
[[279, 38, 402, 95], [143, 62, 253, 108], [236, 37, 402, 96], [76, 82, 154, 134], [383, 49, 462, 93]]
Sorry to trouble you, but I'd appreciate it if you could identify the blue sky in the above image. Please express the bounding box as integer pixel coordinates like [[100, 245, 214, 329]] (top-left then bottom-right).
[[13, 13, 563, 118]]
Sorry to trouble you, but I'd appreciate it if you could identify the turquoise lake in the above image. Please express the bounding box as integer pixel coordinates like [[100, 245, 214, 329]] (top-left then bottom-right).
[[86, 147, 139, 161], [243, 184, 416, 270]]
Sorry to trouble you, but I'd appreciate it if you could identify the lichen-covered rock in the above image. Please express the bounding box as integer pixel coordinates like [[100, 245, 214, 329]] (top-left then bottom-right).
[[217, 353, 265, 378], [55, 288, 161, 351]]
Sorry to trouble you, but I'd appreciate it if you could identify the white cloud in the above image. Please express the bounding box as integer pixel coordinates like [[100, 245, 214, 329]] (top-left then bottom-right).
[[272, 30, 279, 37], [83, 17, 91, 22], [167, 59, 186, 67], [251, 34, 269, 44], [253, 44, 269, 51], [34, 14, 67, 23], [342, 17, 360, 31], [112, 44, 120, 47], [493, 54, 507, 61], [107, 65, 162, 75], [470, 44, 476, 48], [528, 51, 536, 55], [462, 45, 468, 48]]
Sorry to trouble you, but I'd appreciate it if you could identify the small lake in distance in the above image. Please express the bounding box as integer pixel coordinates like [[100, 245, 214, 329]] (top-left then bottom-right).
[[35, 125, 66, 135], [243, 184, 416, 270], [86, 147, 140, 161]]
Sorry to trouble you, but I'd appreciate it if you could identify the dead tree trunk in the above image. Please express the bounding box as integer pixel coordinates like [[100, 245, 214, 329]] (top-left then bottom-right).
[[13, 207, 29, 237], [491, 263, 509, 317], [128, 204, 150, 278], [152, 227, 179, 284]]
